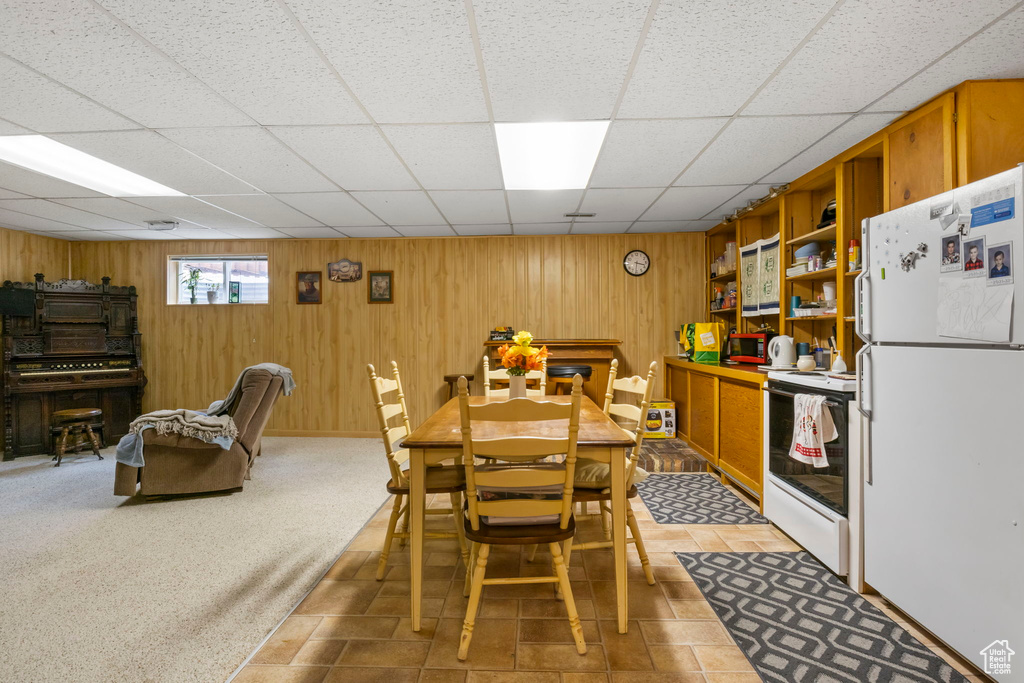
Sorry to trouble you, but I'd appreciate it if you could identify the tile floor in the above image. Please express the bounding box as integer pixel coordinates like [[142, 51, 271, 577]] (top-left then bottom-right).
[[235, 477, 988, 683]]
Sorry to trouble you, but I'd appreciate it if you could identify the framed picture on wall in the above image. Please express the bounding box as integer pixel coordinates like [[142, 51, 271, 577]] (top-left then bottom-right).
[[297, 271, 322, 304], [368, 271, 393, 304]]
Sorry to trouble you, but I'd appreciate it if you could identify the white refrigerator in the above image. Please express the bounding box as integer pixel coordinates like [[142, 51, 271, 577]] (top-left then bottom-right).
[[856, 165, 1024, 680]]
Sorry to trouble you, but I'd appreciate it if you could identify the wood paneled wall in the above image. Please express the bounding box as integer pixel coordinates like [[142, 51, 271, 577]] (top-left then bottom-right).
[[69, 233, 704, 435], [0, 226, 70, 282]]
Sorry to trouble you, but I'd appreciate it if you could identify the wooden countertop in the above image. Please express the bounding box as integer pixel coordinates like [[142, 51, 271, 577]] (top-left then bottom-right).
[[663, 356, 768, 384], [484, 339, 621, 347]]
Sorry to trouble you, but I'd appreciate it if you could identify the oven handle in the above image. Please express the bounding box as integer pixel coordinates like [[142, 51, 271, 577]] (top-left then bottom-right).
[[762, 386, 843, 409]]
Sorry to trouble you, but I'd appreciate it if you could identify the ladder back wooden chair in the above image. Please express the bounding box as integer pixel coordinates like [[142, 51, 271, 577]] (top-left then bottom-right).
[[566, 359, 658, 585], [367, 362, 468, 580], [481, 354, 547, 397], [456, 374, 587, 660]]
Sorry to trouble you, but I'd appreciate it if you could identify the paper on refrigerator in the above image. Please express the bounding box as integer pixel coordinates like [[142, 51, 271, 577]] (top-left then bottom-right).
[[936, 275, 1014, 342]]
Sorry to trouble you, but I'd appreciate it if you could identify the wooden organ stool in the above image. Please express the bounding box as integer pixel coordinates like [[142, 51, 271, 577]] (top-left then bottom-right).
[[50, 409, 104, 467]]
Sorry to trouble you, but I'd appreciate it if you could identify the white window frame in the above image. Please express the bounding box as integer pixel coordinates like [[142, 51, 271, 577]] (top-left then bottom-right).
[[166, 254, 269, 305]]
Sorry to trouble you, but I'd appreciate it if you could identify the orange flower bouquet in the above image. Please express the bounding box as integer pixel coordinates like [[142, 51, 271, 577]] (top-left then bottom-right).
[[496, 331, 549, 376]]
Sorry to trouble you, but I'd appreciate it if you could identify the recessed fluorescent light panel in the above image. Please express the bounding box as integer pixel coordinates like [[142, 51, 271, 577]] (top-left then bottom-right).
[[0, 135, 183, 197], [494, 121, 610, 190]]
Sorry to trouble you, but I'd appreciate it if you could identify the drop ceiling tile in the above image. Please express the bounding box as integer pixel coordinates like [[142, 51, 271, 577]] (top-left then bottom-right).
[[163, 227, 237, 240], [630, 219, 718, 233], [382, 124, 502, 190], [395, 225, 457, 237], [618, 0, 835, 118], [0, 55, 139, 132], [762, 113, 899, 184], [475, 0, 651, 121], [197, 195, 322, 228], [0, 188, 29, 199], [50, 197, 203, 228], [348, 191, 445, 226], [104, 229, 182, 240], [452, 223, 512, 236], [126, 197, 263, 230], [506, 190, 584, 223], [869, 6, 1024, 112], [276, 227, 348, 239], [513, 223, 572, 235], [674, 116, 848, 186], [273, 192, 384, 227], [0, 0, 250, 128], [641, 186, 747, 221], [577, 188, 662, 222], [51, 130, 256, 195], [429, 190, 508, 224], [589, 119, 727, 188], [0, 198, 139, 230], [99, 0, 367, 125], [0, 207, 87, 232], [337, 226, 402, 238], [216, 227, 288, 239], [0, 163, 105, 198], [49, 230, 125, 241], [269, 126, 416, 191], [747, 0, 1019, 115], [158, 127, 336, 193], [0, 118, 33, 134], [570, 222, 632, 234], [705, 184, 774, 220], [287, 0, 487, 123]]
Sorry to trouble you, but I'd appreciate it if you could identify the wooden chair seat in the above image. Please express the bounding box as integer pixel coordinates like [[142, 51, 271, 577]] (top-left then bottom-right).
[[52, 408, 102, 423], [464, 515, 576, 545], [387, 465, 466, 494], [572, 484, 639, 502]]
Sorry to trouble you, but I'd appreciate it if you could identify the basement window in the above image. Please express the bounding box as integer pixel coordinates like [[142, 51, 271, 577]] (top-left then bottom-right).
[[167, 255, 269, 305]]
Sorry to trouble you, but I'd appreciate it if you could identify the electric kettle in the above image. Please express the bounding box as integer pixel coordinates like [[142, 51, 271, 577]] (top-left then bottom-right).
[[767, 335, 796, 367]]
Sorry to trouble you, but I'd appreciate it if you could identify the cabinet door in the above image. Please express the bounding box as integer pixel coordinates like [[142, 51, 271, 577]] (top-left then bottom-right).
[[717, 379, 763, 496], [888, 94, 954, 210], [686, 372, 717, 465], [957, 80, 1024, 185], [667, 366, 689, 439]]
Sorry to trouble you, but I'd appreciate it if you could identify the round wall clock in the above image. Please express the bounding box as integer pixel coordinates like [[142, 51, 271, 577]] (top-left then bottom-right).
[[623, 249, 650, 276]]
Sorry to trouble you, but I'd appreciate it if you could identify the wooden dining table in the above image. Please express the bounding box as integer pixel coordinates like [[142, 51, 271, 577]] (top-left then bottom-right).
[[401, 395, 637, 634]]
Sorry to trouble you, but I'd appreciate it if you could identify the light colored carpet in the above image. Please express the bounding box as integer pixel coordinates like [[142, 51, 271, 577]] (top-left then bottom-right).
[[0, 437, 390, 683]]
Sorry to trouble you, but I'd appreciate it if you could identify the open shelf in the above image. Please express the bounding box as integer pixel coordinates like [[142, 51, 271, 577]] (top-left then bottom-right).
[[709, 271, 737, 283], [787, 314, 838, 322], [845, 269, 862, 278], [786, 266, 838, 282], [710, 307, 737, 314], [786, 223, 836, 247]]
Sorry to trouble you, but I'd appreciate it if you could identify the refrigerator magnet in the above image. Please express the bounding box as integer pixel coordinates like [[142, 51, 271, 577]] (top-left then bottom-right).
[[963, 236, 986, 278], [939, 234, 962, 273], [987, 241, 1013, 286]]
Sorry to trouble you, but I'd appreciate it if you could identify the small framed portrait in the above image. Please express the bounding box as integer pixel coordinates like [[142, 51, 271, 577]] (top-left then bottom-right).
[[368, 270, 393, 304], [987, 241, 1013, 286], [939, 234, 962, 273], [297, 271, 322, 304], [962, 236, 986, 278]]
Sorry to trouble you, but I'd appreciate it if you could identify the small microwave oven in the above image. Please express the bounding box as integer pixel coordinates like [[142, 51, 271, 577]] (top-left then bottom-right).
[[727, 332, 776, 364]]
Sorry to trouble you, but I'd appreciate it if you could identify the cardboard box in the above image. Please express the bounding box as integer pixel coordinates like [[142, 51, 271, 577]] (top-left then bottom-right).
[[643, 399, 676, 439]]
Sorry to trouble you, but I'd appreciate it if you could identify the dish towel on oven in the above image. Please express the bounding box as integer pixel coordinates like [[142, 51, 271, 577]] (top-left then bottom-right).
[[789, 393, 837, 468]]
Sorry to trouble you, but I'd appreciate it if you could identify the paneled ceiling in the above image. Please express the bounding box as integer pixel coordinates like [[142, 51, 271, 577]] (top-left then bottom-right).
[[0, 0, 1022, 240]]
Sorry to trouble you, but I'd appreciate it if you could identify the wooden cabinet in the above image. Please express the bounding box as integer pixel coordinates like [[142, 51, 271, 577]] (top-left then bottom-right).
[[664, 357, 766, 500], [955, 80, 1024, 185], [887, 93, 955, 210]]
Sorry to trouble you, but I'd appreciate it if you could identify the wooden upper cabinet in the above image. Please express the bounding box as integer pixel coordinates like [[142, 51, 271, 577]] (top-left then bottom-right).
[[887, 93, 955, 210], [956, 80, 1024, 185]]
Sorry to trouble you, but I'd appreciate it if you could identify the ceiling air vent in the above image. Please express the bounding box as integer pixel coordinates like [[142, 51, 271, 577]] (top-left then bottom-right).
[[145, 220, 178, 231], [563, 212, 596, 218]]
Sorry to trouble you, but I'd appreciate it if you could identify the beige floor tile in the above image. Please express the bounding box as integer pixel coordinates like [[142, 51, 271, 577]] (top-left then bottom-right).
[[339, 640, 432, 667], [646, 645, 700, 672], [427, 552, 462, 566], [483, 582, 562, 600], [713, 528, 778, 542], [365, 596, 444, 617], [704, 674, 762, 683], [389, 564, 458, 581], [295, 581, 381, 616], [347, 529, 390, 551], [521, 598, 596, 620], [311, 616, 399, 640], [251, 616, 322, 664], [591, 581, 676, 620], [292, 639, 348, 666], [640, 540, 701, 553], [754, 540, 801, 552], [667, 601, 717, 620], [692, 645, 753, 672], [419, 671, 468, 682], [379, 579, 452, 598], [599, 620, 654, 671], [354, 564, 389, 580], [687, 530, 730, 552], [646, 553, 683, 567], [392, 618, 440, 640], [235, 665, 330, 683], [324, 667, 420, 682], [515, 644, 607, 671], [425, 618, 518, 670], [659, 582, 704, 600], [561, 674, 610, 683], [443, 593, 520, 619], [722, 541, 762, 552], [638, 529, 695, 541], [325, 552, 374, 580], [466, 672, 561, 682], [639, 620, 732, 645], [519, 619, 600, 644], [608, 673, 705, 682], [651, 566, 693, 582]]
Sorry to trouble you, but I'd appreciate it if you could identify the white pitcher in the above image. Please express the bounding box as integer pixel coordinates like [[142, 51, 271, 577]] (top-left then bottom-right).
[[767, 335, 796, 367]]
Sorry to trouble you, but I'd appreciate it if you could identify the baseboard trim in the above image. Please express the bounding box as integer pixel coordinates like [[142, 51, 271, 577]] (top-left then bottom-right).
[[263, 429, 378, 438]]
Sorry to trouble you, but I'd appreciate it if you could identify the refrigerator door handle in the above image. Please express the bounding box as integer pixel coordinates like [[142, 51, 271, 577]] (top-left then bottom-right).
[[856, 344, 873, 485], [855, 218, 871, 343]]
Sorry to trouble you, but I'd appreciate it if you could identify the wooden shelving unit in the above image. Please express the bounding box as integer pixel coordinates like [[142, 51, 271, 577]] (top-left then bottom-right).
[[786, 266, 838, 282], [786, 223, 836, 247]]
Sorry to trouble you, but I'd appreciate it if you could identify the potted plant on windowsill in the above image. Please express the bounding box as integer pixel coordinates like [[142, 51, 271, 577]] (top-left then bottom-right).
[[181, 266, 201, 304], [207, 283, 220, 304]]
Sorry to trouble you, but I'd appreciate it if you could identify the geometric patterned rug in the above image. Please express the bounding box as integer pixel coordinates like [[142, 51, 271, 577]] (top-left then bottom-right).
[[676, 552, 970, 683], [637, 473, 769, 525]]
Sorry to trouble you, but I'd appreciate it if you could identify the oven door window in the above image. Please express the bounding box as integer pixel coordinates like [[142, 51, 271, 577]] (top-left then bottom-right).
[[767, 386, 848, 516]]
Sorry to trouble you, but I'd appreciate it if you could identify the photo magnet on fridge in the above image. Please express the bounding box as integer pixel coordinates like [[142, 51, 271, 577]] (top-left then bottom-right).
[[987, 241, 1013, 286], [939, 234, 962, 273], [963, 236, 986, 278]]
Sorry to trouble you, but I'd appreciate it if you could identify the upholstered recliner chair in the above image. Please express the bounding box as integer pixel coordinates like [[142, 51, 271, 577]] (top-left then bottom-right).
[[113, 369, 285, 497]]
